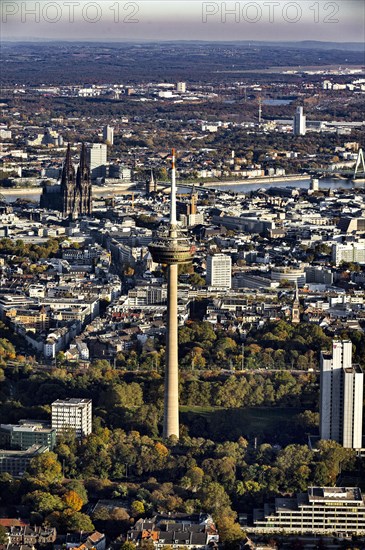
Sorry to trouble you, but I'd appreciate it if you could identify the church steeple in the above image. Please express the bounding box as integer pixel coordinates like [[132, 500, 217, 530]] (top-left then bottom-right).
[[291, 282, 300, 324], [65, 143, 72, 169], [79, 142, 88, 179], [76, 142, 92, 216], [61, 143, 75, 189], [190, 184, 197, 215], [146, 169, 157, 195]]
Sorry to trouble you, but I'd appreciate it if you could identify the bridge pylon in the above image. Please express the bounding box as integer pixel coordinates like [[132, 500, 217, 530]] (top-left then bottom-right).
[[354, 148, 365, 180]]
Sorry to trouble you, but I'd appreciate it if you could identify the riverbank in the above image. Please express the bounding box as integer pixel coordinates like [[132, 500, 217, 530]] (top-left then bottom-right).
[[199, 174, 311, 188], [0, 183, 134, 195], [0, 183, 135, 202], [0, 187, 44, 196]]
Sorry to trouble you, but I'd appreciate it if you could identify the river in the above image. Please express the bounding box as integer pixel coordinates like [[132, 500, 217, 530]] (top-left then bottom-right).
[[205, 177, 361, 194], [0, 177, 362, 203], [181, 177, 362, 194]]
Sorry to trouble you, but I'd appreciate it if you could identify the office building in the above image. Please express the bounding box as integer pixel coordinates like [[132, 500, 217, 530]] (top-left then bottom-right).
[[0, 445, 48, 476], [293, 106, 306, 136], [176, 189, 203, 226], [253, 487, 365, 535], [310, 177, 319, 191], [212, 214, 275, 234], [88, 143, 107, 179], [103, 125, 114, 145], [176, 82, 186, 93], [320, 340, 363, 449], [206, 254, 232, 289], [176, 190, 197, 217], [332, 242, 365, 266], [271, 266, 306, 286], [109, 163, 131, 181], [51, 398, 92, 439], [0, 420, 56, 451], [149, 150, 192, 439], [305, 266, 333, 286]]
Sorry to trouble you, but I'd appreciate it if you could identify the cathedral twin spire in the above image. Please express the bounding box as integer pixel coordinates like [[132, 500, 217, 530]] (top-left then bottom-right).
[[61, 143, 92, 219]]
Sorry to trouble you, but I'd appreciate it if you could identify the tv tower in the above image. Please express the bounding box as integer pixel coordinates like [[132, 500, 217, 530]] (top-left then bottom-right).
[[148, 149, 192, 439]]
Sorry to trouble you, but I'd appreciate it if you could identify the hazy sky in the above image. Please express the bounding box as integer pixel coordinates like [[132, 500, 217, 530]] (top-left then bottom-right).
[[2, 0, 364, 42]]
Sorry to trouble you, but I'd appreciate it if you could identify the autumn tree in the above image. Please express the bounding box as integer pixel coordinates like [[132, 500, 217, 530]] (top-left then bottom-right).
[[61, 509, 94, 532], [199, 482, 236, 521], [27, 452, 62, 484], [275, 444, 313, 492], [140, 541, 155, 550], [65, 480, 88, 505], [316, 440, 356, 484], [23, 491, 64, 515], [0, 526, 8, 545], [181, 466, 205, 492], [63, 490, 83, 512], [131, 500, 145, 517], [216, 516, 245, 549]]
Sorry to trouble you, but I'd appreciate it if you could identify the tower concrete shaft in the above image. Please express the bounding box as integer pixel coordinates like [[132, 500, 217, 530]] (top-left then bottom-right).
[[148, 148, 192, 439], [164, 262, 179, 438]]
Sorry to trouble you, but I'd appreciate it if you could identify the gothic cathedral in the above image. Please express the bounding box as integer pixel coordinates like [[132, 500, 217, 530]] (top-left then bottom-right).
[[40, 143, 92, 219], [61, 143, 92, 218]]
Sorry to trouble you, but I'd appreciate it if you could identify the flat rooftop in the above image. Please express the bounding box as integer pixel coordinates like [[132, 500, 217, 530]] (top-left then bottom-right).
[[308, 487, 362, 502], [0, 423, 54, 434], [344, 364, 363, 374], [52, 398, 91, 406], [275, 497, 297, 512], [0, 444, 48, 457]]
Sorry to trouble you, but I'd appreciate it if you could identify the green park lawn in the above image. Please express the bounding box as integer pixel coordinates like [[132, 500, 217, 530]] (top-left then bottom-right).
[[180, 405, 304, 443]]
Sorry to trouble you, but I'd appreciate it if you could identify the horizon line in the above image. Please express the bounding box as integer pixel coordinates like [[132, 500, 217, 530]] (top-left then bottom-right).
[[2, 38, 364, 44]]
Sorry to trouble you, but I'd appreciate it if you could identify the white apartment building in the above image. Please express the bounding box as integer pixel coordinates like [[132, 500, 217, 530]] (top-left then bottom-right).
[[51, 398, 92, 439], [103, 125, 114, 145], [127, 285, 167, 307], [320, 340, 363, 449], [332, 242, 365, 266], [206, 254, 232, 289], [293, 106, 306, 136], [343, 364, 364, 449], [88, 143, 107, 179]]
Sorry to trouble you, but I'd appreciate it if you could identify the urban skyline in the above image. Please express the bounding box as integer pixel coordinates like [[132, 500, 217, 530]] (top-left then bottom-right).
[[0, 22, 365, 548]]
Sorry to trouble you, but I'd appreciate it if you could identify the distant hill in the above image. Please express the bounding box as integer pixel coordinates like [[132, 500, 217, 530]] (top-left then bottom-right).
[[2, 39, 365, 51], [1, 41, 363, 86], [232, 40, 364, 51]]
